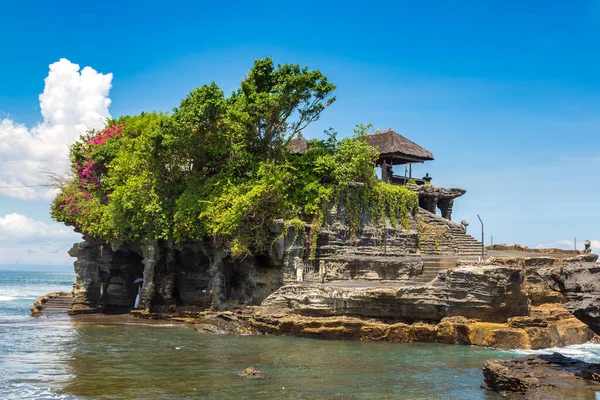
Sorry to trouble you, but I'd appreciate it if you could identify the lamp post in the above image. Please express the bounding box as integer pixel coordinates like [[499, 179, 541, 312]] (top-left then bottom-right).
[[477, 214, 484, 261]]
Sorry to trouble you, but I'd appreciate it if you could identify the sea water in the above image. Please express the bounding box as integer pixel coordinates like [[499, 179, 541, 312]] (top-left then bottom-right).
[[1, 267, 600, 400]]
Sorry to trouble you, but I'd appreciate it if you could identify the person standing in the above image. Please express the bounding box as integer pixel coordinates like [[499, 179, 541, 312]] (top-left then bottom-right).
[[133, 277, 143, 308], [295, 257, 303, 282], [99, 270, 110, 301]]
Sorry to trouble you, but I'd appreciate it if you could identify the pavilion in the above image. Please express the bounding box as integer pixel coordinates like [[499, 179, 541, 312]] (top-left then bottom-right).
[[287, 128, 464, 221], [362, 129, 434, 185]]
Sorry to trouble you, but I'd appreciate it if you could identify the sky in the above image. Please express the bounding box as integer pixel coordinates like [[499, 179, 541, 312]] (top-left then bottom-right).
[[1, 0, 599, 264]]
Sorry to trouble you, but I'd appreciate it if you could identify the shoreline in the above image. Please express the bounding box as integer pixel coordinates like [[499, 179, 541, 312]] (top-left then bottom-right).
[[48, 300, 596, 351]]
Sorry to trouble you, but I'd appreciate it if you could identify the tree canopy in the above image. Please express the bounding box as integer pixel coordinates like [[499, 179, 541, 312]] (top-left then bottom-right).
[[51, 58, 416, 257]]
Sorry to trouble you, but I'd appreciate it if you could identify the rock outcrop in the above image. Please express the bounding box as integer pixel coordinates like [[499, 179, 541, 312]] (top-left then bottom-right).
[[250, 304, 592, 349], [66, 199, 489, 315], [261, 265, 528, 322], [540, 262, 600, 336], [238, 366, 267, 379], [482, 258, 600, 398], [482, 354, 600, 399], [488, 253, 598, 307]]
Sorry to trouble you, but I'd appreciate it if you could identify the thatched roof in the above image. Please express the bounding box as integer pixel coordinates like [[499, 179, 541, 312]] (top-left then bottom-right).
[[363, 129, 434, 164], [286, 133, 309, 155]]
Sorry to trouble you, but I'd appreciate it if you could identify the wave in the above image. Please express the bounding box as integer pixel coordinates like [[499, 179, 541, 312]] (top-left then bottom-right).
[[0, 285, 72, 301], [517, 343, 600, 363]]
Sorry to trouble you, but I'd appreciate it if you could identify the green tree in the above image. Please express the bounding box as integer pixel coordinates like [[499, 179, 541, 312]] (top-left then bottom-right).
[[51, 58, 415, 259], [229, 58, 336, 160]]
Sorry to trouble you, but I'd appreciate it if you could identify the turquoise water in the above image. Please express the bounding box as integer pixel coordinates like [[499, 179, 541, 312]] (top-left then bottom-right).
[[2, 268, 600, 399]]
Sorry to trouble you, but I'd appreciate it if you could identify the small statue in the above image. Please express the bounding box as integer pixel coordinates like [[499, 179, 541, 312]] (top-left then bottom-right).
[[584, 240, 592, 254], [461, 220, 469, 234], [423, 173, 432, 183], [294, 257, 303, 282], [319, 261, 326, 284]]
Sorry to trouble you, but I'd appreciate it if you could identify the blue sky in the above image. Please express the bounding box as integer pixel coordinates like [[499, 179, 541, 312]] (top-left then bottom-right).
[[1, 0, 599, 264]]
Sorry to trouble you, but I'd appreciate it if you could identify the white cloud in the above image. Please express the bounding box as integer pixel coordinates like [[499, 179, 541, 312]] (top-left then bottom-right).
[[0, 213, 81, 243], [0, 58, 112, 200], [0, 213, 82, 265]]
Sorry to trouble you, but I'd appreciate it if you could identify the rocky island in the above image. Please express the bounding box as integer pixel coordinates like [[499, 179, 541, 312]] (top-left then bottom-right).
[[42, 58, 600, 397]]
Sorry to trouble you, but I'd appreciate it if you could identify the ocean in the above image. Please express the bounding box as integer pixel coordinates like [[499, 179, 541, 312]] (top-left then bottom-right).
[[2, 267, 600, 399]]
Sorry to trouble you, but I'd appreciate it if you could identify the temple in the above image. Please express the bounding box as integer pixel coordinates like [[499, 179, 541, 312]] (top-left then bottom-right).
[[289, 129, 466, 221], [363, 128, 434, 185], [364, 129, 465, 221]]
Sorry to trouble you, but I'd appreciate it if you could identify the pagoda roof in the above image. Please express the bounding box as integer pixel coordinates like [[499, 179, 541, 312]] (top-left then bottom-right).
[[363, 129, 434, 164], [286, 133, 309, 155]]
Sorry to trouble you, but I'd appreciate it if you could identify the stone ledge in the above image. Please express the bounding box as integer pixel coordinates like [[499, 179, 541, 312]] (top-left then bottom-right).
[[249, 305, 593, 350]]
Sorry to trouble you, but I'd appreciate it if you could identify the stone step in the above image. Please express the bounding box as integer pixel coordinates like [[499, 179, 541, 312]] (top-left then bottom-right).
[[40, 295, 72, 314], [45, 298, 72, 302]]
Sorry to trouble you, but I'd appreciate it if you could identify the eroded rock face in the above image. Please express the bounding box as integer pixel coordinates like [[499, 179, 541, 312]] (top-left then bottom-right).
[[68, 239, 117, 314], [67, 201, 490, 315], [540, 262, 600, 336], [482, 354, 600, 399], [261, 265, 529, 322], [68, 236, 293, 314], [488, 254, 597, 307], [250, 304, 592, 349], [319, 255, 424, 281]]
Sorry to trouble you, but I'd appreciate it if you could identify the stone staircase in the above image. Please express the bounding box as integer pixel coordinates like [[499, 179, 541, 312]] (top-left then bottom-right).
[[448, 225, 486, 258], [410, 258, 458, 284], [40, 295, 72, 315], [418, 209, 486, 258]]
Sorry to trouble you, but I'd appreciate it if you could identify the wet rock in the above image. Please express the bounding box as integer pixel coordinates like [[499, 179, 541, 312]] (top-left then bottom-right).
[[30, 292, 71, 317], [216, 311, 238, 322], [238, 366, 267, 379], [195, 324, 230, 335], [483, 353, 600, 399], [192, 311, 256, 335], [250, 304, 592, 349]]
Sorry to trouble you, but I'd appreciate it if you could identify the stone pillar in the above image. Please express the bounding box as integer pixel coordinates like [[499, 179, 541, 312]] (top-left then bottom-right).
[[68, 239, 114, 313], [207, 248, 229, 309], [381, 161, 391, 183], [140, 242, 161, 311], [438, 199, 455, 220], [159, 248, 177, 307]]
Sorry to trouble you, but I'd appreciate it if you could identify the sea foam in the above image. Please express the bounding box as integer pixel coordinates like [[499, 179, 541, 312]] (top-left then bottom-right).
[[517, 343, 600, 363]]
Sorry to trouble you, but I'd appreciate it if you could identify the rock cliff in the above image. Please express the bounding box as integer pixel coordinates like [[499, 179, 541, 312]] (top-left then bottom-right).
[[540, 262, 600, 336], [64, 200, 598, 353], [68, 235, 297, 314], [482, 258, 600, 398], [67, 201, 487, 315]]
